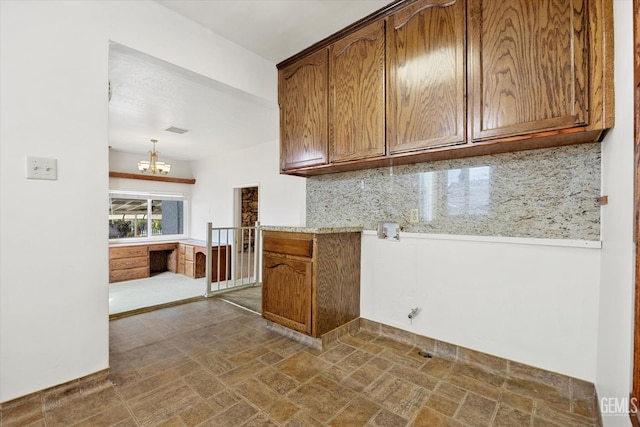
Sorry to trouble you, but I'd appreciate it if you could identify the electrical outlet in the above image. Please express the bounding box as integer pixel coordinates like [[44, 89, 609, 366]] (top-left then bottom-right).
[[409, 209, 419, 223], [26, 156, 57, 180]]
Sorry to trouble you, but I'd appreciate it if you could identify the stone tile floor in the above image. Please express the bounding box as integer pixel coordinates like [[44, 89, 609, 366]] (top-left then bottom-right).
[[1, 299, 600, 426]]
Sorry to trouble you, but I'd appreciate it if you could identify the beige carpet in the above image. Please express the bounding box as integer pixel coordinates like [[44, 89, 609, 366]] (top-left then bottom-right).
[[109, 272, 206, 315]]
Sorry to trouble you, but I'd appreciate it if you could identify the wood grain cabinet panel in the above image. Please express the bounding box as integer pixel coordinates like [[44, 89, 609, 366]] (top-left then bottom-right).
[[387, 0, 466, 153], [177, 244, 185, 275], [279, 49, 329, 171], [329, 20, 386, 162], [109, 246, 148, 259], [262, 231, 361, 338], [109, 246, 149, 283], [262, 252, 313, 334], [276, 0, 612, 176], [110, 256, 148, 271], [469, 0, 589, 140], [262, 234, 313, 258], [110, 267, 148, 283]]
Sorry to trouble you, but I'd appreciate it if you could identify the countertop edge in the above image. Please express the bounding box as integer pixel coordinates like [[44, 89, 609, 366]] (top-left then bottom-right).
[[261, 226, 363, 234]]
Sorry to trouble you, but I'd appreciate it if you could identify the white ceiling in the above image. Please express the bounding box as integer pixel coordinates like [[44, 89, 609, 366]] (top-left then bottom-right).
[[108, 43, 279, 160], [155, 0, 393, 64], [108, 0, 392, 161]]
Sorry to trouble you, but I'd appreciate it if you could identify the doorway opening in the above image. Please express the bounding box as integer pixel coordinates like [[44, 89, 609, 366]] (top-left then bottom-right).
[[234, 185, 259, 251], [233, 185, 259, 282]]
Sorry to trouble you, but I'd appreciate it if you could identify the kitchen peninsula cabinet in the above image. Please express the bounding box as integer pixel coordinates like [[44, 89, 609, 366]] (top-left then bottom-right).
[[387, 0, 466, 154], [261, 229, 361, 338], [278, 49, 329, 171], [276, 0, 613, 177], [329, 20, 386, 162]]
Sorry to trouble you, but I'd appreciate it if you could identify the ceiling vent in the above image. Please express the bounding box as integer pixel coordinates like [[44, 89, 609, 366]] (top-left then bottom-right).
[[165, 126, 189, 134]]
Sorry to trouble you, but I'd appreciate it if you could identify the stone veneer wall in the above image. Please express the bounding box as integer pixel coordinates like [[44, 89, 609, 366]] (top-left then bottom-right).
[[241, 187, 259, 248], [306, 143, 601, 240]]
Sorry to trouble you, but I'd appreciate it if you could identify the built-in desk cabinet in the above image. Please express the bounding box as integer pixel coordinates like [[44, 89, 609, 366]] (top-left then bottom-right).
[[109, 246, 148, 283], [262, 231, 361, 338], [109, 242, 230, 283], [177, 242, 230, 281], [277, 0, 613, 176]]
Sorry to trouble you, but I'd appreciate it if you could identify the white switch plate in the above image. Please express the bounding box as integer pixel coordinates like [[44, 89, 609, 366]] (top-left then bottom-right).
[[409, 209, 419, 223], [26, 156, 57, 180]]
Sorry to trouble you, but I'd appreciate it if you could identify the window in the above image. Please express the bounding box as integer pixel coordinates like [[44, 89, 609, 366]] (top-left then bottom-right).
[[109, 191, 186, 241]]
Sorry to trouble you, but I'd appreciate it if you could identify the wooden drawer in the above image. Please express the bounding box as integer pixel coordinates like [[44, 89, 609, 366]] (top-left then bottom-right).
[[263, 233, 313, 258], [110, 267, 148, 283], [148, 243, 177, 251], [110, 246, 147, 260], [110, 256, 148, 270]]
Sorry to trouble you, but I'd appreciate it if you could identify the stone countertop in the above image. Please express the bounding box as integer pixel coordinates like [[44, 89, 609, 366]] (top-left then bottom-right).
[[260, 226, 363, 234], [109, 238, 228, 248]]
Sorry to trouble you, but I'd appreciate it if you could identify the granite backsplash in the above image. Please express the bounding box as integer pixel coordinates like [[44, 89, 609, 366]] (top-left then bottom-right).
[[306, 143, 601, 240]]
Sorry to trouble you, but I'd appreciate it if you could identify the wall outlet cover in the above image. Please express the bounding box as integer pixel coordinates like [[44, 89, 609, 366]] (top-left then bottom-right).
[[409, 209, 419, 223]]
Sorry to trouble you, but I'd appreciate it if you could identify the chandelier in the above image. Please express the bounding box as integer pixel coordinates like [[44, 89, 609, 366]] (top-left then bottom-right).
[[138, 139, 171, 175]]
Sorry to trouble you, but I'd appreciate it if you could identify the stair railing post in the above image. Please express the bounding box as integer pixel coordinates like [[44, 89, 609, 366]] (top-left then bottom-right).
[[205, 222, 213, 297]]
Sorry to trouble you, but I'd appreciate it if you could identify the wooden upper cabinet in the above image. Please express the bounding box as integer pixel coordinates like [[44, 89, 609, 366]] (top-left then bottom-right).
[[469, 0, 589, 141], [387, 0, 466, 154], [329, 20, 386, 162], [276, 0, 612, 176], [278, 49, 328, 171]]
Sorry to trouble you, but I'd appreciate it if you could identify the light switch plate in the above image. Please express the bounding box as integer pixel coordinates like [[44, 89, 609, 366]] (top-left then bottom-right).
[[26, 156, 57, 180]]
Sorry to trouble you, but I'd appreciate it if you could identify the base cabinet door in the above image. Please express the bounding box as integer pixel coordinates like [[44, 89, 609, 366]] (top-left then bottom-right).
[[262, 252, 312, 335]]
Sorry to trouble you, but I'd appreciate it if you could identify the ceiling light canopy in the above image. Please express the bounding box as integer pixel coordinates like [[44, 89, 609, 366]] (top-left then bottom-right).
[[138, 139, 171, 175]]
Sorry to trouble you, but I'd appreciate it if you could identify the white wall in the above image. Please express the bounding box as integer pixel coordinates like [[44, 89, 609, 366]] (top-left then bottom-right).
[[596, 1, 635, 426], [0, 0, 276, 403], [190, 139, 306, 239], [359, 0, 635, 393], [361, 233, 601, 380]]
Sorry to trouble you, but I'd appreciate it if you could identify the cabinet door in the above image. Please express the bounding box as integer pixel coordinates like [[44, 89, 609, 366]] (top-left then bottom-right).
[[329, 20, 386, 162], [387, 0, 466, 154], [279, 49, 328, 171], [262, 252, 312, 335], [469, 0, 588, 141]]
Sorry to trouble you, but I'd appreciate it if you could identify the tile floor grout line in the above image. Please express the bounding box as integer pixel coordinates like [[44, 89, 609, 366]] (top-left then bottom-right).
[[4, 299, 597, 426], [487, 393, 501, 426], [451, 390, 469, 420]]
